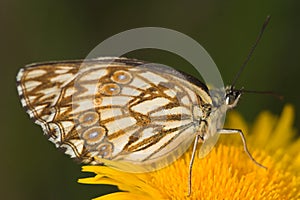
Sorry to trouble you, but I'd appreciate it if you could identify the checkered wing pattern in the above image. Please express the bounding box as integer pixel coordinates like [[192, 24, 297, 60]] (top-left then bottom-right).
[[16, 57, 212, 172]]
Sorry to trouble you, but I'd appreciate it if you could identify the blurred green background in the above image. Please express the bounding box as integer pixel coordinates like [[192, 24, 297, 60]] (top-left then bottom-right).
[[1, 1, 299, 199]]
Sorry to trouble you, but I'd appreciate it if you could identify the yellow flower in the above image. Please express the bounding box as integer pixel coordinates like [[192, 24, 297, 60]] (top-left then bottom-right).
[[78, 104, 300, 200]]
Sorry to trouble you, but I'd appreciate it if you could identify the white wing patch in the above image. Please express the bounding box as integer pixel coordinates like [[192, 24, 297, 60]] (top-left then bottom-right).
[[131, 97, 170, 115], [106, 117, 137, 136]]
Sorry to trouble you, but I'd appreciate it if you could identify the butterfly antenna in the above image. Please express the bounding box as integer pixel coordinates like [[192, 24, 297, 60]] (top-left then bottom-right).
[[241, 89, 284, 100], [231, 15, 271, 88]]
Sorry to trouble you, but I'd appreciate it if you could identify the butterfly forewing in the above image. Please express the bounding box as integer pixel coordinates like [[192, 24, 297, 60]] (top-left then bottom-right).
[[17, 57, 212, 172]]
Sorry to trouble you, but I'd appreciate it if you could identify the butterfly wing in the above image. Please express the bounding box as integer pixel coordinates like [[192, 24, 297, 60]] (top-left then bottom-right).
[[17, 57, 212, 172]]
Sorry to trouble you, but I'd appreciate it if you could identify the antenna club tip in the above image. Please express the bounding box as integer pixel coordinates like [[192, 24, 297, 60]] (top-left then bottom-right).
[[263, 16, 271, 27]]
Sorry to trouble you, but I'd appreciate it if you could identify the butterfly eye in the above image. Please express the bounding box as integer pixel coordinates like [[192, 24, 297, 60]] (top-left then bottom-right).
[[225, 90, 241, 106], [225, 94, 233, 105]]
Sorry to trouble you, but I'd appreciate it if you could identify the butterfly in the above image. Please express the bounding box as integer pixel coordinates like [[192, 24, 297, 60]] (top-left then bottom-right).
[[16, 56, 265, 191], [16, 16, 271, 196]]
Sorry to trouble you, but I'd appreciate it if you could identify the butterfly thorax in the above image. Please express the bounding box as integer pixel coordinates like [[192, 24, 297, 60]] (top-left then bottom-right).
[[197, 86, 241, 141]]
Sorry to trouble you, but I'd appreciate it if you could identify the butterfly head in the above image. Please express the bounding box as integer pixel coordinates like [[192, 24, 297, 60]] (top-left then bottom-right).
[[224, 86, 242, 109]]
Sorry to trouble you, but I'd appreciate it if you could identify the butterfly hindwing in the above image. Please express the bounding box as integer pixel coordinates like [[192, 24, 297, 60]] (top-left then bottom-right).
[[17, 57, 212, 172]]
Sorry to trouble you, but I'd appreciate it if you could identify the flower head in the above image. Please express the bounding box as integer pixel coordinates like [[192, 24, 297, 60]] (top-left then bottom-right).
[[79, 105, 300, 199]]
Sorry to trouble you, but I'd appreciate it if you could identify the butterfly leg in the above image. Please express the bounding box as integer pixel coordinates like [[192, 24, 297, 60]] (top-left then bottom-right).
[[187, 134, 201, 196], [217, 128, 267, 169]]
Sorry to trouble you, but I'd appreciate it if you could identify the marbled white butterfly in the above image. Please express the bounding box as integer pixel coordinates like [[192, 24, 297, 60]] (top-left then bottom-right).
[[16, 16, 270, 195]]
